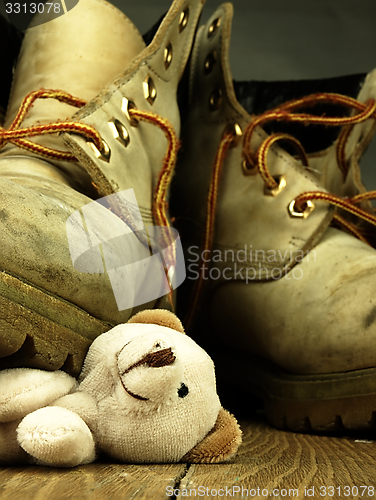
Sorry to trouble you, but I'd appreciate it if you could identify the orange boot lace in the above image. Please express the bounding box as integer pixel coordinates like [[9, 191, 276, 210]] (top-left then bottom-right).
[[0, 89, 179, 305], [186, 92, 376, 327]]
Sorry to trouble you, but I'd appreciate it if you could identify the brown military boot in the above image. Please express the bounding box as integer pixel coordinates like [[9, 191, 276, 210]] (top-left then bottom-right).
[[0, 0, 204, 375], [171, 3, 376, 432]]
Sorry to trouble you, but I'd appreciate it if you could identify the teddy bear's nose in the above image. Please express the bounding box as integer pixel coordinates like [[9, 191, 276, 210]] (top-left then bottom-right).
[[146, 348, 176, 368], [178, 383, 189, 398], [121, 347, 176, 376]]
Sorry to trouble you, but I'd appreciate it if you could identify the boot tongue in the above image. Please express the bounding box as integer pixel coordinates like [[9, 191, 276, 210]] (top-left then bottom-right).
[[5, 0, 146, 128]]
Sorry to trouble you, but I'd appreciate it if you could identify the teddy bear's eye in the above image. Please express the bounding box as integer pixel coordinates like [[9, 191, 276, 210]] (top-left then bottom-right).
[[178, 383, 189, 398]]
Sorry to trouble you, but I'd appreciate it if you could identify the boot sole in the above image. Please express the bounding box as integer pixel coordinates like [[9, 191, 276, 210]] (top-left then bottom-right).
[[214, 350, 376, 433], [0, 269, 110, 376]]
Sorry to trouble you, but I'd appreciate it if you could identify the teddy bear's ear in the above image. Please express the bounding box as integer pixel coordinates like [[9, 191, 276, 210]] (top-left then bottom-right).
[[180, 408, 242, 463], [127, 309, 185, 334]]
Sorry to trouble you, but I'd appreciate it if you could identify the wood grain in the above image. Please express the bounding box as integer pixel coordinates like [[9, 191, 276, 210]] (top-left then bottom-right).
[[180, 417, 376, 499], [0, 463, 187, 499], [0, 417, 375, 499]]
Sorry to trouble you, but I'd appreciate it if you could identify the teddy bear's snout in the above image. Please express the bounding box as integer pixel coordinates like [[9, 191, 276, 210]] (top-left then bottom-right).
[[116, 339, 185, 406]]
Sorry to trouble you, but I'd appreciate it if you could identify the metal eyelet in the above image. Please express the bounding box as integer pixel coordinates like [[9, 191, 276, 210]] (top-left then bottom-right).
[[264, 175, 287, 197], [179, 7, 189, 33], [108, 119, 130, 148], [209, 88, 223, 111], [242, 158, 258, 176], [204, 51, 217, 75], [143, 75, 157, 105], [288, 199, 315, 219], [208, 17, 221, 38], [87, 138, 111, 163], [164, 43, 173, 70], [225, 122, 242, 148], [121, 97, 138, 127]]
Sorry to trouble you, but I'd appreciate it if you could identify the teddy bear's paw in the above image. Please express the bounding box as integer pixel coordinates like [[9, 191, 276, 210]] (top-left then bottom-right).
[[17, 407, 96, 467]]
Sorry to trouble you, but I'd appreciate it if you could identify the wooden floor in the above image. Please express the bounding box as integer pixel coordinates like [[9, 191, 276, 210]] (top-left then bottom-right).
[[0, 415, 375, 499]]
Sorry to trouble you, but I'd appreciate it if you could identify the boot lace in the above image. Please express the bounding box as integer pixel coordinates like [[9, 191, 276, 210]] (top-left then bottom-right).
[[0, 89, 179, 304], [186, 92, 376, 327]]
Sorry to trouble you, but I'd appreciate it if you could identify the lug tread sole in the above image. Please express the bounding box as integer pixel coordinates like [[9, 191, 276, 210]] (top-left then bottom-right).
[[214, 350, 376, 433], [0, 270, 111, 376]]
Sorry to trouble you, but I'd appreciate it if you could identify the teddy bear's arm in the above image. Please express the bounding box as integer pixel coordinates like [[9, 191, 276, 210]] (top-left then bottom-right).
[[17, 406, 96, 467], [0, 368, 77, 422], [53, 391, 99, 431]]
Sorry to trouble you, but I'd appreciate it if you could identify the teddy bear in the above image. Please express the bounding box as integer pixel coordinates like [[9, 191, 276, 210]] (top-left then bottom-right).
[[0, 309, 242, 467]]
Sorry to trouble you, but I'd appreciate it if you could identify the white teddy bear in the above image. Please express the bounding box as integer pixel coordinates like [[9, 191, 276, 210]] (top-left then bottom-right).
[[0, 310, 242, 467]]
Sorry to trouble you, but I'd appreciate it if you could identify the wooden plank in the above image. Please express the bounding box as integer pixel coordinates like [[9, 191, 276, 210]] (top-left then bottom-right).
[[178, 417, 376, 499], [0, 417, 375, 499], [0, 463, 187, 500]]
